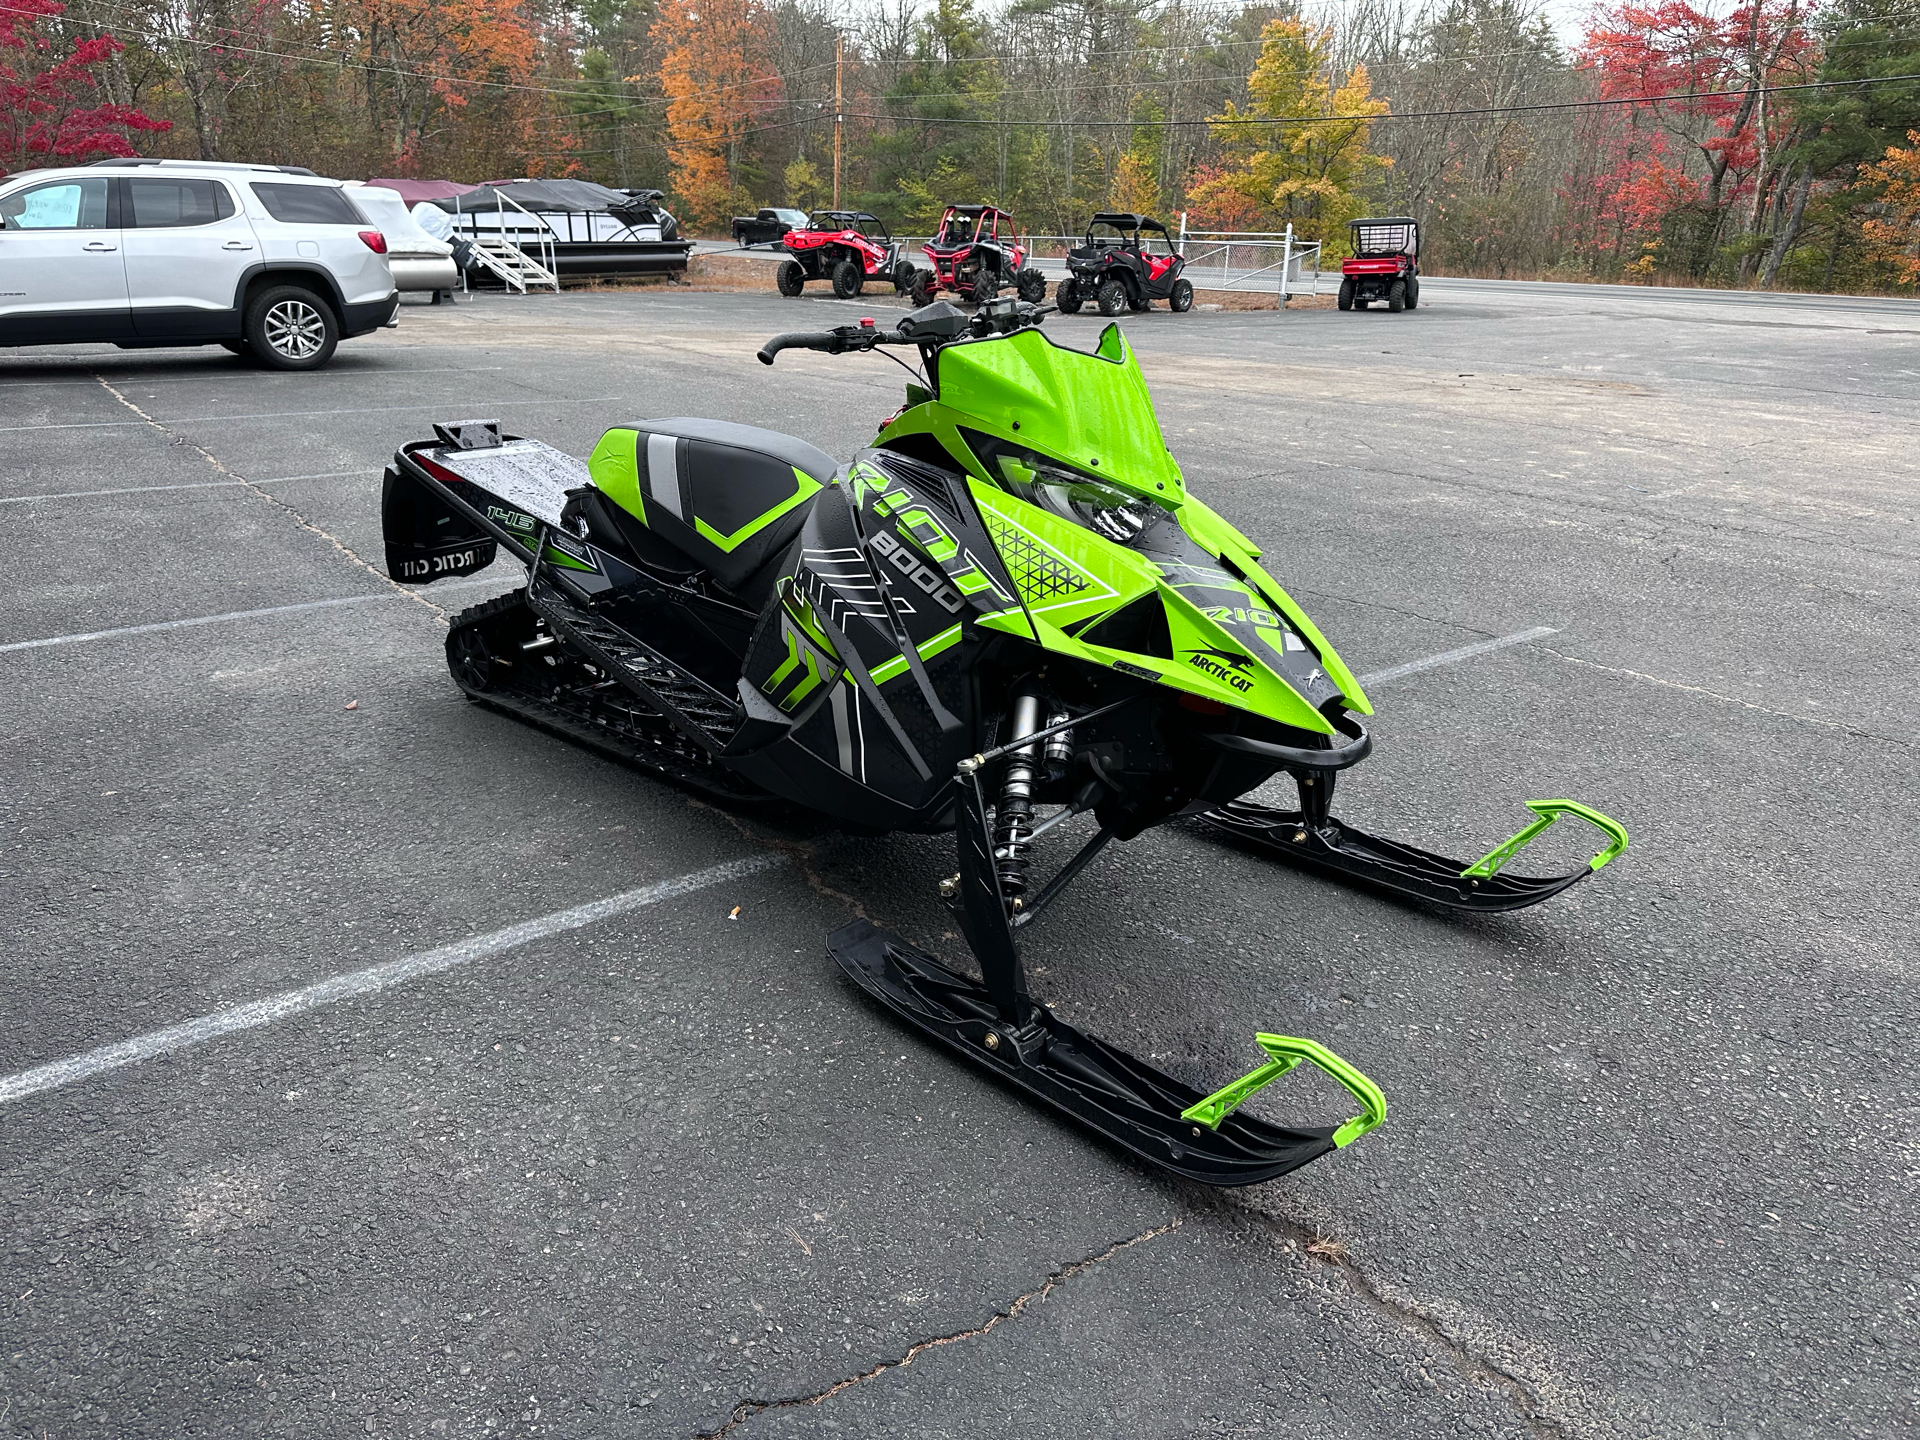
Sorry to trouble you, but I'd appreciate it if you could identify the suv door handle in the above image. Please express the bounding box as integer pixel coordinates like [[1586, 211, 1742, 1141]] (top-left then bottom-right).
[[221, 241, 254, 251], [83, 242, 118, 252]]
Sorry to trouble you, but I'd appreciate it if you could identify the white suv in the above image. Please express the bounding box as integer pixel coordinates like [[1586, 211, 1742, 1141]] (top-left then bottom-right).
[[0, 159, 398, 369]]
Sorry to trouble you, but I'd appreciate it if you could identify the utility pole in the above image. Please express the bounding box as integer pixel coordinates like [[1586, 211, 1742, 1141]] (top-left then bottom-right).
[[833, 34, 844, 209]]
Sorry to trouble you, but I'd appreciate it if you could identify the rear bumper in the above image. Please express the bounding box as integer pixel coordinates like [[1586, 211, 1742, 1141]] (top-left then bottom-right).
[[342, 292, 400, 337]]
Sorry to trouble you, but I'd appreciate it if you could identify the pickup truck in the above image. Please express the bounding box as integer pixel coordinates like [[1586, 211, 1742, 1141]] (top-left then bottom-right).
[[731, 207, 807, 247]]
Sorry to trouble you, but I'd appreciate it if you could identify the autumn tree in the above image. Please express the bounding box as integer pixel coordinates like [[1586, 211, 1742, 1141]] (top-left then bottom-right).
[[1857, 129, 1920, 284], [1185, 17, 1390, 253], [1, 0, 166, 174], [1577, 0, 1816, 278], [650, 0, 781, 228]]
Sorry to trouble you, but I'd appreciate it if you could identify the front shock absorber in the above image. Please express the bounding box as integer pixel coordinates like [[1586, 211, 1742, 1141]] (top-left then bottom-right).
[[993, 690, 1044, 906]]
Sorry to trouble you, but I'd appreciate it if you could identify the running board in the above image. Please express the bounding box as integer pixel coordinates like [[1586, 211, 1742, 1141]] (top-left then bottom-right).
[[1196, 798, 1628, 913], [828, 919, 1382, 1188], [527, 572, 741, 753]]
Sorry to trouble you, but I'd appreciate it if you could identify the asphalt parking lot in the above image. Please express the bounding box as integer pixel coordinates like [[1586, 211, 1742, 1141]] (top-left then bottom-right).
[[3, 277, 1915, 1440]]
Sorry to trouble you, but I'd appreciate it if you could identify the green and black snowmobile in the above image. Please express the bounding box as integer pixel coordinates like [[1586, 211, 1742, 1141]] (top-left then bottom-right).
[[379, 299, 1628, 1187]]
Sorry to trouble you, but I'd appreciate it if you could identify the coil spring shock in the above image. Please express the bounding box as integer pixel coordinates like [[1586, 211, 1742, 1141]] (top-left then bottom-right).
[[993, 692, 1045, 905]]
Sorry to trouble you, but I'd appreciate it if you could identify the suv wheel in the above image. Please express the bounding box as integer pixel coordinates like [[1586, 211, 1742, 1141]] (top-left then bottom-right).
[[1169, 278, 1194, 313], [777, 260, 806, 297], [831, 259, 863, 298], [1095, 278, 1127, 317], [245, 285, 338, 370], [1055, 278, 1083, 314], [1016, 268, 1047, 302]]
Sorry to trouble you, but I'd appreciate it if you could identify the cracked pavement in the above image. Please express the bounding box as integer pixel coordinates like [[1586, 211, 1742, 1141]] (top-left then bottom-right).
[[2, 281, 1914, 1438]]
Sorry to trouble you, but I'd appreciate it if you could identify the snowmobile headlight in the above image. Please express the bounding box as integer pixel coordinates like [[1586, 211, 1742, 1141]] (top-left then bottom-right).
[[996, 456, 1167, 545]]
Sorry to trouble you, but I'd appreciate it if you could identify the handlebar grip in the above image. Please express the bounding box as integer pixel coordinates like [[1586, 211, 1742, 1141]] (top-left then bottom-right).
[[757, 331, 832, 365]]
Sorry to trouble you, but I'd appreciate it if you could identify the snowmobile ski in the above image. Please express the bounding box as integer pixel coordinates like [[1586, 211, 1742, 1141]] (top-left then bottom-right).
[[1198, 788, 1629, 912]]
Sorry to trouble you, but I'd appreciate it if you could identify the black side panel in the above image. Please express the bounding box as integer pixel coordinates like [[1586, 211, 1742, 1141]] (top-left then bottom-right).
[[0, 311, 135, 345], [381, 466, 497, 583], [130, 306, 240, 340]]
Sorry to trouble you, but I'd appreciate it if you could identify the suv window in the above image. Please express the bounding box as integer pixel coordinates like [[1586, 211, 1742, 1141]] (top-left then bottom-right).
[[127, 177, 235, 228], [251, 182, 365, 225], [0, 178, 111, 230]]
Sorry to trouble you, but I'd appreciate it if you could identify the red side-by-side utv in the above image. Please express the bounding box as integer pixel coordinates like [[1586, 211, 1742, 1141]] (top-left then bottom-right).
[[1057, 213, 1194, 315], [910, 205, 1048, 306], [1339, 217, 1420, 312], [778, 210, 917, 298]]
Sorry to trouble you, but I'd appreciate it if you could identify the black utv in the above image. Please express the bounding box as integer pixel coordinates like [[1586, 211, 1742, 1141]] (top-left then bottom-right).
[[1057, 213, 1194, 316]]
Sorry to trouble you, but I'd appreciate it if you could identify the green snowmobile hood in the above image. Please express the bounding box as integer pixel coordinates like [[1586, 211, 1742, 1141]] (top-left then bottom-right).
[[931, 323, 1185, 505], [872, 323, 1371, 731]]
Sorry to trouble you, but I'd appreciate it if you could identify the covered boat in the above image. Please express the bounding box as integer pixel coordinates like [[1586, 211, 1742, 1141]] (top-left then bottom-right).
[[429, 179, 690, 281]]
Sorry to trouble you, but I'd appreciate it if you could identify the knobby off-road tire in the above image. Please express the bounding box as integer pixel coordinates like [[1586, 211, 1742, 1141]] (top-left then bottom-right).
[[1127, 285, 1151, 312], [909, 269, 935, 307], [244, 284, 338, 370], [1388, 279, 1407, 313], [893, 260, 917, 293], [1055, 278, 1083, 314], [1095, 278, 1127, 317], [1169, 278, 1194, 313], [1016, 267, 1047, 303], [776, 260, 806, 297], [832, 259, 863, 299], [1337, 278, 1355, 311], [1407, 276, 1421, 310], [970, 266, 999, 304]]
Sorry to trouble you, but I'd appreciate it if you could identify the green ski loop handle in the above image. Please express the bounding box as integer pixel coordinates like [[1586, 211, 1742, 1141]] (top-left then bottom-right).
[[1461, 799, 1629, 880], [1180, 1035, 1387, 1148]]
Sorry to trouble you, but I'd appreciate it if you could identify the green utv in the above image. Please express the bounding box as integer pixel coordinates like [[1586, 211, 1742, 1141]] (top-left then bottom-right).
[[380, 299, 1628, 1187]]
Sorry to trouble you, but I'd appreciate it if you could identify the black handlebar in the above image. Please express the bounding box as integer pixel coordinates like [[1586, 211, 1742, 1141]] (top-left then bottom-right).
[[758, 298, 1051, 366], [757, 326, 906, 365]]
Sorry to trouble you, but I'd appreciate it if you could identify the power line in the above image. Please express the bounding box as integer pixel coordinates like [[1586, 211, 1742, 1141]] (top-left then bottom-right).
[[847, 68, 1920, 128]]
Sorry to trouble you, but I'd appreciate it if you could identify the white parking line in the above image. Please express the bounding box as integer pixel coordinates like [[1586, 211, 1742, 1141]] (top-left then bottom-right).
[[256, 469, 381, 485], [0, 577, 504, 655], [0, 366, 506, 390], [0, 480, 245, 506], [0, 395, 621, 434], [1358, 626, 1559, 686], [0, 854, 783, 1107]]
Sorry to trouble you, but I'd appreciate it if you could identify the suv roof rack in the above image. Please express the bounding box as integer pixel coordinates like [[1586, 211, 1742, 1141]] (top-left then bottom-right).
[[87, 159, 321, 176]]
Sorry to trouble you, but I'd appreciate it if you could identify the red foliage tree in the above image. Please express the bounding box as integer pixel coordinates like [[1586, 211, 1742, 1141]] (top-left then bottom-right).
[[1, 0, 168, 176], [1570, 0, 1815, 275]]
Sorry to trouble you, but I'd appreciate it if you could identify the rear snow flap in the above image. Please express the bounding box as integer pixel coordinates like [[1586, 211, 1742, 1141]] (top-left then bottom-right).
[[381, 464, 497, 584]]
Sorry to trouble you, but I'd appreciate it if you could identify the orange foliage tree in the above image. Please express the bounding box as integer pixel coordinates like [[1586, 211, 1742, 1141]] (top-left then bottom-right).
[[341, 0, 565, 176], [1860, 129, 1920, 285], [648, 0, 781, 229]]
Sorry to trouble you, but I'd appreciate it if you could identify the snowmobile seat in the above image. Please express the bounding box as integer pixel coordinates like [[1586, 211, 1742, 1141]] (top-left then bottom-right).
[[585, 418, 834, 592]]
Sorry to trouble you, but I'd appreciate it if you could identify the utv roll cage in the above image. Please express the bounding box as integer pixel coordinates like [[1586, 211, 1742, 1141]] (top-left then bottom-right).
[[805, 210, 891, 241], [1083, 212, 1174, 248]]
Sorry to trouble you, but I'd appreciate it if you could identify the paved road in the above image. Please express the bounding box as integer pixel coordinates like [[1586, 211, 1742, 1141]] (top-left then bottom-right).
[[1, 281, 1914, 1439]]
